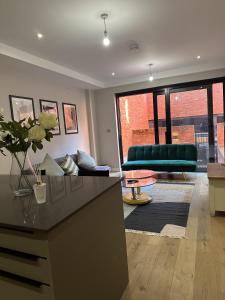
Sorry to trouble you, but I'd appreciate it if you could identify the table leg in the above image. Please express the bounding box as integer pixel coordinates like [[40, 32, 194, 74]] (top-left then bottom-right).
[[131, 187, 136, 200], [136, 187, 141, 195]]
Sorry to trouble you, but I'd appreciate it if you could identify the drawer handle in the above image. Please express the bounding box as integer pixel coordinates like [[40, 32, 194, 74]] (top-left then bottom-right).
[[0, 270, 49, 288], [0, 247, 46, 261]]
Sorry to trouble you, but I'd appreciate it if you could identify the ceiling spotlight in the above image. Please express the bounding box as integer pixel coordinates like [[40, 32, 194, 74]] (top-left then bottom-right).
[[112, 72, 115, 76], [101, 13, 110, 47], [148, 64, 154, 82], [37, 33, 43, 39], [196, 55, 201, 60]]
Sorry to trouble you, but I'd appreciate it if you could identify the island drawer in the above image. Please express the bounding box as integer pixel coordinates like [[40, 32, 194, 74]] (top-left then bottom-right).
[[0, 275, 53, 300], [0, 228, 48, 258], [0, 247, 51, 284]]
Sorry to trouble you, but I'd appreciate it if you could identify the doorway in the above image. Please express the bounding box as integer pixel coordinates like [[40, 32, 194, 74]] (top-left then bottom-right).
[[169, 86, 211, 171]]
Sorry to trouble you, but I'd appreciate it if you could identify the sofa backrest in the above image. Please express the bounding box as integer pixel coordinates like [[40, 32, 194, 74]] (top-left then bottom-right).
[[127, 144, 197, 162]]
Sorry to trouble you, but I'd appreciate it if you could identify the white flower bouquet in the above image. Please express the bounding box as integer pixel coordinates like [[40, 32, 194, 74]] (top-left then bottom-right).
[[0, 111, 57, 154], [0, 109, 57, 196]]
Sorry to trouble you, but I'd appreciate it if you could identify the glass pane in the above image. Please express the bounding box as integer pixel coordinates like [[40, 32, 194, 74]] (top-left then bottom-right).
[[170, 88, 208, 171], [119, 93, 154, 162], [157, 94, 166, 144], [213, 83, 224, 163]]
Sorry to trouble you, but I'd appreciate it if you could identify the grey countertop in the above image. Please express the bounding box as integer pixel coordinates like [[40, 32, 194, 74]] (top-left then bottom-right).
[[0, 175, 122, 232]]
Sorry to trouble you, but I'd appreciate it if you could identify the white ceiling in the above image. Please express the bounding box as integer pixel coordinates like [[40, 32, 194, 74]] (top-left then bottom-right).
[[0, 0, 225, 88]]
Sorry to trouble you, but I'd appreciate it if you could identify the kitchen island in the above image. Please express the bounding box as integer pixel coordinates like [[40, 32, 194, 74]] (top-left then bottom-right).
[[0, 175, 128, 300]]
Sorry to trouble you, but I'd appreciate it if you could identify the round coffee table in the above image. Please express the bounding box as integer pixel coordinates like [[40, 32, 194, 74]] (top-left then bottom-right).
[[123, 170, 156, 205]]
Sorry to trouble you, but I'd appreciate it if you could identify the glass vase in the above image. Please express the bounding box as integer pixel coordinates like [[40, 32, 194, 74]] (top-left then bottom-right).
[[10, 152, 33, 197]]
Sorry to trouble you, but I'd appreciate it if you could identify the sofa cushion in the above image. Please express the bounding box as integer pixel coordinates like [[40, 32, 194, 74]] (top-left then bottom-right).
[[61, 154, 79, 175], [122, 159, 197, 172], [39, 154, 65, 176], [77, 150, 97, 170], [56, 154, 77, 166]]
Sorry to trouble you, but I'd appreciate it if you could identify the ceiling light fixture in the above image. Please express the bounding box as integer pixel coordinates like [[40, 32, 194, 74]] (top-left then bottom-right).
[[129, 42, 139, 51], [112, 72, 115, 76], [37, 32, 43, 39], [101, 13, 110, 47], [196, 55, 201, 60], [148, 64, 154, 82]]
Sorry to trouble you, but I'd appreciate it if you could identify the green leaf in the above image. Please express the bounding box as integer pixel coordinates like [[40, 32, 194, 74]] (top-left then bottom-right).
[[45, 135, 51, 142], [0, 149, 6, 156], [45, 130, 53, 142], [28, 117, 34, 126], [32, 143, 37, 153], [36, 143, 43, 150]]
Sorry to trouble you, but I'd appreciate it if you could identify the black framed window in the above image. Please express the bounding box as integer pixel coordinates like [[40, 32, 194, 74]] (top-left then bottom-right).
[[116, 76, 225, 170]]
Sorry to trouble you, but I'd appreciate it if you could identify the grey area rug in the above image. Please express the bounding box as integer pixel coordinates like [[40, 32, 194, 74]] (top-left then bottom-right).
[[123, 182, 194, 239], [125, 202, 190, 232]]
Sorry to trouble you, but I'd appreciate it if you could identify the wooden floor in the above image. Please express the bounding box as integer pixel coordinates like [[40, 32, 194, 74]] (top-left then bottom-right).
[[121, 174, 225, 300]]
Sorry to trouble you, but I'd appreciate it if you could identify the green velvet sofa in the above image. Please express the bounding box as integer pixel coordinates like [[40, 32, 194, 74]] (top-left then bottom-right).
[[122, 144, 197, 172]]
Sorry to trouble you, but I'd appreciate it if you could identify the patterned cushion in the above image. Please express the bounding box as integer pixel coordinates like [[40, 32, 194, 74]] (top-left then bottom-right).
[[61, 154, 78, 175]]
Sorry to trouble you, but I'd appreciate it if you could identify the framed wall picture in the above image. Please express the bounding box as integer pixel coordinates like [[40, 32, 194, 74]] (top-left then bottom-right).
[[40, 99, 61, 135], [62, 103, 78, 134], [9, 95, 35, 122]]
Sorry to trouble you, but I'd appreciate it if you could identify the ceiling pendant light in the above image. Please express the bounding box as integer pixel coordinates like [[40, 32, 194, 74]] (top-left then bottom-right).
[[101, 13, 110, 47], [148, 64, 154, 82]]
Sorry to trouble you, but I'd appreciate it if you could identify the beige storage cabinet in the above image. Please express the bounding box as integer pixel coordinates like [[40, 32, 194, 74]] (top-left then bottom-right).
[[208, 163, 225, 216]]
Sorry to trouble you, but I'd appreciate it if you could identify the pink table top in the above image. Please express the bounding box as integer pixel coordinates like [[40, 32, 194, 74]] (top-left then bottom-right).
[[124, 169, 156, 180], [123, 169, 157, 188]]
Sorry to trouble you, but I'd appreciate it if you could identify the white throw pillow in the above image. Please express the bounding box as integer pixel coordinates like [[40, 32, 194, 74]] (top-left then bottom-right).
[[61, 154, 79, 175], [39, 154, 65, 176], [77, 150, 96, 170]]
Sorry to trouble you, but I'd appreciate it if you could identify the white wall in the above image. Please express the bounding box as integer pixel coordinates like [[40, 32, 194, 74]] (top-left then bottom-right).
[[0, 55, 90, 174], [94, 68, 225, 170]]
